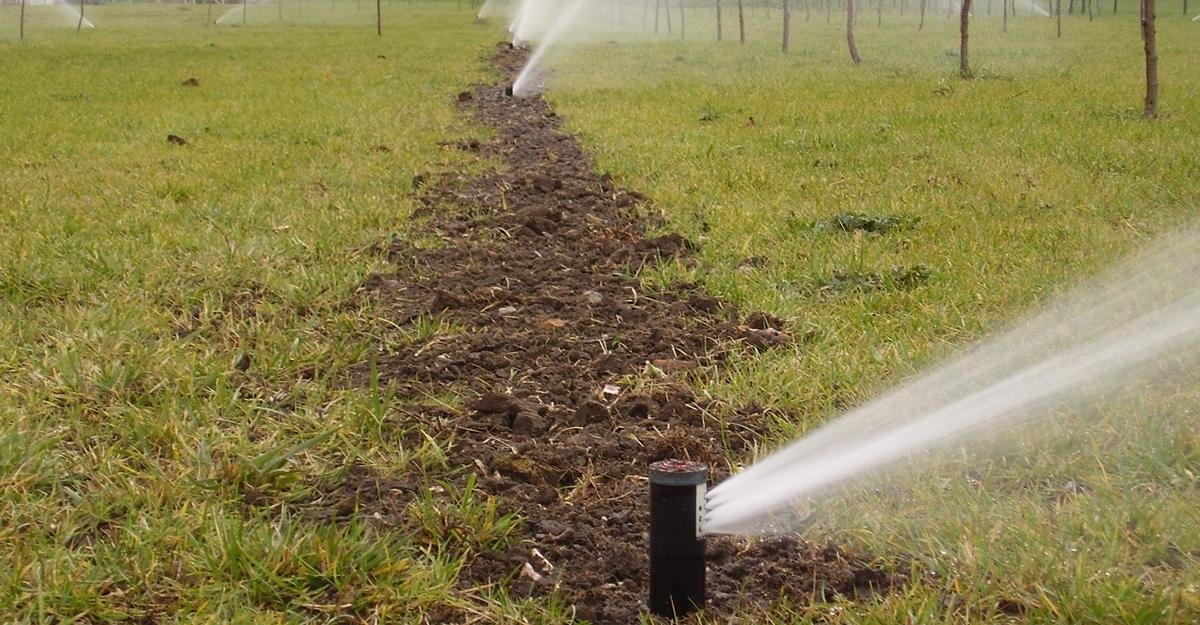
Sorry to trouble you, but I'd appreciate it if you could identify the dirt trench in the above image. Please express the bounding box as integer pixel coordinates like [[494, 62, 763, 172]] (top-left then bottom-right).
[[336, 44, 902, 623]]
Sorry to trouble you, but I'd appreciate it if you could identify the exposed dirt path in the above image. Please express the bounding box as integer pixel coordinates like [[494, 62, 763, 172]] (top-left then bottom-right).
[[337, 44, 902, 623]]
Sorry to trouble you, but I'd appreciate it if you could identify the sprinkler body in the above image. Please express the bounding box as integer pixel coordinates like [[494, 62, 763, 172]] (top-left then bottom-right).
[[504, 84, 514, 97], [648, 460, 708, 618]]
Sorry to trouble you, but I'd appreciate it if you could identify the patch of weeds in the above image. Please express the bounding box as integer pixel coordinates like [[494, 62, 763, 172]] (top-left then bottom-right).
[[408, 475, 522, 553], [217, 430, 335, 504], [698, 105, 724, 123], [812, 212, 918, 235], [197, 512, 422, 614], [817, 264, 933, 294]]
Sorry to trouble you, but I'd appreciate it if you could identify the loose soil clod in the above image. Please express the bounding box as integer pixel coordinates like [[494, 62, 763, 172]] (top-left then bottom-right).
[[345, 43, 903, 623]]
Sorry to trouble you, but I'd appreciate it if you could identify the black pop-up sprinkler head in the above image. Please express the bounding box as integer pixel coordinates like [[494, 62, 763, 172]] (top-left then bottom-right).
[[649, 459, 708, 619], [504, 84, 514, 97]]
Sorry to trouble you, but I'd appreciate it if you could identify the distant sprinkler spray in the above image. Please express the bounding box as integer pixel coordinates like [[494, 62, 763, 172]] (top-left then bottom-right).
[[55, 0, 94, 28], [648, 460, 708, 619], [510, 0, 535, 42], [511, 0, 587, 95]]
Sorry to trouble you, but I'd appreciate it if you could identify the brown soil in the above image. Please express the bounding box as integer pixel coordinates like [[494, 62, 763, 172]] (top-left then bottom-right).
[[339, 44, 903, 623]]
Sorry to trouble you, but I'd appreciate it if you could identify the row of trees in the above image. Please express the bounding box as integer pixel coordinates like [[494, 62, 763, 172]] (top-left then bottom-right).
[[630, 0, 1166, 117], [957, 0, 1159, 116]]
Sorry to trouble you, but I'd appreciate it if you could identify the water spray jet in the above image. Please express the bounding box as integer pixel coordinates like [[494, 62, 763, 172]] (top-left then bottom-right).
[[511, 0, 588, 96], [648, 459, 707, 618]]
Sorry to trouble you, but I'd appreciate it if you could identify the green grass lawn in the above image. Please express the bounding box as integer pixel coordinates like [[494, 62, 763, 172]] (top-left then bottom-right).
[[0, 3, 521, 621], [2, 1, 1198, 622]]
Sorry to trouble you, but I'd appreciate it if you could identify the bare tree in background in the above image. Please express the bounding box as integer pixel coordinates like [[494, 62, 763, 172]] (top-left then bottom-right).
[[782, 0, 791, 50], [678, 0, 685, 38], [738, 0, 746, 41], [20, 0, 26, 39], [1140, 0, 1157, 117], [1056, 0, 1062, 35], [847, 0, 862, 62], [1002, 0, 1007, 30], [959, 0, 972, 76], [77, 0, 85, 33], [377, 0, 382, 34], [919, 0, 927, 28]]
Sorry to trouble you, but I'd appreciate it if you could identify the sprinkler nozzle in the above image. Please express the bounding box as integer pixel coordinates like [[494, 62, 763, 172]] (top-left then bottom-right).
[[504, 84, 514, 97], [648, 459, 708, 618]]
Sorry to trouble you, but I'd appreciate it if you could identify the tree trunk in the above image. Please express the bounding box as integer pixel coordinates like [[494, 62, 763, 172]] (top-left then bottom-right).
[[1002, 0, 1007, 29], [806, 0, 811, 20], [827, 0, 832, 21], [1141, 0, 1157, 117], [1112, 0, 1117, 14], [20, 0, 26, 39], [847, 0, 862, 61], [738, 0, 746, 40], [655, 0, 660, 33], [244, 0, 248, 24], [782, 0, 791, 50], [919, 0, 926, 28], [1056, 0, 1062, 35], [666, 0, 672, 32], [877, 0, 882, 23], [1087, 0, 1093, 19], [207, 0, 213, 24], [959, 0, 972, 76], [376, 0, 381, 34], [717, 0, 723, 40], [1067, 0, 1073, 13], [278, 0, 284, 20], [679, 0, 685, 39], [77, 0, 84, 33]]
